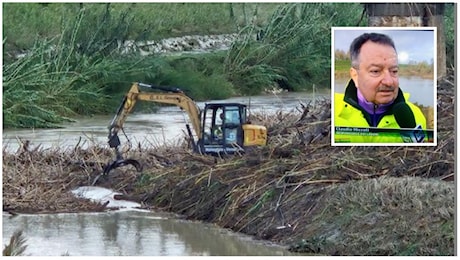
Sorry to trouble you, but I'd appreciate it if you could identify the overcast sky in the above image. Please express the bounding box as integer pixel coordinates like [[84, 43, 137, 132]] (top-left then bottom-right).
[[332, 27, 435, 64]]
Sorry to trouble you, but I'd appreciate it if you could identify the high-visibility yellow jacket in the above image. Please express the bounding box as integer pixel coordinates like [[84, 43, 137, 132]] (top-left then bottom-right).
[[334, 80, 427, 143]]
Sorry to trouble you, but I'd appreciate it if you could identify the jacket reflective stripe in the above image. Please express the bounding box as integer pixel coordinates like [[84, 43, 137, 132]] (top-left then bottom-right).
[[334, 92, 427, 143]]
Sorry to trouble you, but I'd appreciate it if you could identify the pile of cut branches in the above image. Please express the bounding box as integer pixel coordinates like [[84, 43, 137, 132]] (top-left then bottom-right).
[[2, 70, 455, 255]]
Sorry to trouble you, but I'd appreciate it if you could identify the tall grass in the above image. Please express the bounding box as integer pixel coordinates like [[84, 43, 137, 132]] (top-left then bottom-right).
[[3, 230, 27, 256], [158, 52, 236, 100], [3, 3, 280, 52], [224, 3, 363, 94], [3, 3, 283, 129], [443, 3, 455, 68], [2, 7, 163, 128], [3, 3, 454, 129]]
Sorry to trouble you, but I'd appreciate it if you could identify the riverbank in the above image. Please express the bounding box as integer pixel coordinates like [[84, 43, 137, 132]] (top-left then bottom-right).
[[2, 71, 455, 256], [334, 59, 434, 80]]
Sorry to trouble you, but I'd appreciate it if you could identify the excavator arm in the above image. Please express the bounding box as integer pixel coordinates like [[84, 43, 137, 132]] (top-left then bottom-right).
[[99, 82, 202, 181], [108, 82, 202, 149], [94, 81, 268, 185]]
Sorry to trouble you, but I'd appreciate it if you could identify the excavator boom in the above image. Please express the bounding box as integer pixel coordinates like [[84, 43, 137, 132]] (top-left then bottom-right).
[[108, 83, 201, 145], [94, 82, 267, 185], [98, 82, 202, 183]]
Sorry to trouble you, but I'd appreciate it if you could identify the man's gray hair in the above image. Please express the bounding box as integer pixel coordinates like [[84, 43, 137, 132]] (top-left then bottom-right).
[[349, 32, 397, 68]]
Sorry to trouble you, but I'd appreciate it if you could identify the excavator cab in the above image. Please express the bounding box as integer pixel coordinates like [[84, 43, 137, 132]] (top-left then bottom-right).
[[199, 103, 247, 155], [94, 82, 267, 184], [198, 103, 268, 155]]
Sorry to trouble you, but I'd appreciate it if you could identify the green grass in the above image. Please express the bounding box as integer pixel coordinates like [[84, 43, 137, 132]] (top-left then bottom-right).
[[334, 59, 350, 78], [2, 3, 454, 129], [334, 59, 350, 71], [3, 3, 281, 51], [334, 58, 434, 79]]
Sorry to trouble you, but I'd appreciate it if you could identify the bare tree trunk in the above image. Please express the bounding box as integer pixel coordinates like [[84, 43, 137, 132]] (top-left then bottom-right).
[[229, 3, 234, 19], [427, 14, 447, 78], [365, 3, 446, 79]]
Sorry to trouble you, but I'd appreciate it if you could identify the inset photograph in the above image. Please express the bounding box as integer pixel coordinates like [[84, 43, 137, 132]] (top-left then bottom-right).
[[331, 27, 436, 145]]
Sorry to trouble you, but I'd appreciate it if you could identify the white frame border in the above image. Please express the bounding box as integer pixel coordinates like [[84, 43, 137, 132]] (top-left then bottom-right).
[[331, 26, 438, 147]]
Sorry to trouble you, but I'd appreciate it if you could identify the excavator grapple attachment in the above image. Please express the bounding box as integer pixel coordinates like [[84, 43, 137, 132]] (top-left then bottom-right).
[[102, 158, 143, 175], [92, 159, 142, 186], [93, 82, 267, 185]]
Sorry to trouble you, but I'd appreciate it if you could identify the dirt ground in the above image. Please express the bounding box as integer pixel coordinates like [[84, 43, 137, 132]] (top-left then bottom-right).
[[2, 70, 455, 256]]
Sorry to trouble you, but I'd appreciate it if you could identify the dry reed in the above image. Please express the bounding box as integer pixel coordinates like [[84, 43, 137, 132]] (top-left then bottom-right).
[[2, 70, 455, 255]]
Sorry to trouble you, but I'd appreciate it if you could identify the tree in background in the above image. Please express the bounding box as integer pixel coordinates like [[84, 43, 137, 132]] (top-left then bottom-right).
[[364, 3, 447, 79]]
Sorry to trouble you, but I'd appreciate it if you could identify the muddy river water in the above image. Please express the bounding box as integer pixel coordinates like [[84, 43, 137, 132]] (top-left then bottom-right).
[[2, 77, 433, 255], [2, 186, 295, 256], [2, 91, 326, 256], [3, 91, 328, 153]]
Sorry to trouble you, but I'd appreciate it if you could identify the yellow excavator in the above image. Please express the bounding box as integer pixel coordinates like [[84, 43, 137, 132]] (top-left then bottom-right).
[[99, 82, 267, 177]]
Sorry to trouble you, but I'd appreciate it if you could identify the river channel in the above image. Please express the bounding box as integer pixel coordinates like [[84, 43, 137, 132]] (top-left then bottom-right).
[[2, 208, 294, 256], [2, 91, 326, 256], [2, 91, 329, 153]]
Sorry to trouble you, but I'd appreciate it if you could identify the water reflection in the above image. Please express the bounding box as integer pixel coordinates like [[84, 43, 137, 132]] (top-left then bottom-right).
[[2, 211, 293, 256]]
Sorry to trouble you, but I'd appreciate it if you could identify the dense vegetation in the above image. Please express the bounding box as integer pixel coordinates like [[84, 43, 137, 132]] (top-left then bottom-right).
[[3, 70, 455, 255], [2, 3, 455, 128], [2, 4, 455, 256]]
